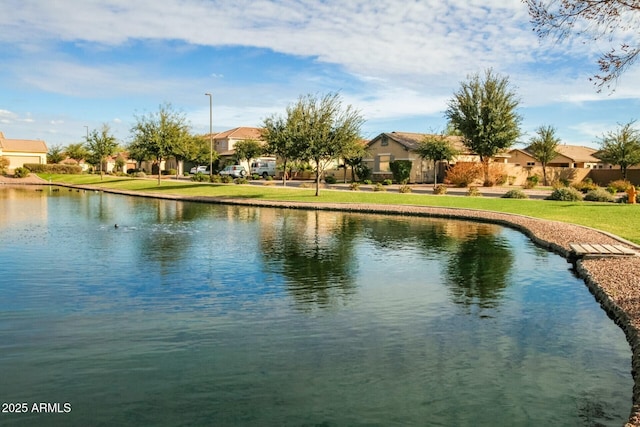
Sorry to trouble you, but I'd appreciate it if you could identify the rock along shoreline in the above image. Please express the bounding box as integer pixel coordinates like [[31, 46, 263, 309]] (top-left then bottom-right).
[[11, 179, 640, 426]]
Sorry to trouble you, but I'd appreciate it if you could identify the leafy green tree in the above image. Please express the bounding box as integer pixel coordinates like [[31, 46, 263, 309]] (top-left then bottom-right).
[[525, 1, 640, 90], [233, 138, 264, 172], [173, 134, 216, 178], [291, 92, 365, 196], [65, 142, 89, 167], [130, 103, 191, 185], [527, 125, 560, 186], [126, 139, 149, 171], [595, 121, 640, 179], [85, 124, 118, 180], [445, 69, 521, 186], [47, 145, 65, 164], [340, 139, 367, 183], [262, 104, 306, 186], [114, 153, 126, 173], [413, 134, 459, 187]]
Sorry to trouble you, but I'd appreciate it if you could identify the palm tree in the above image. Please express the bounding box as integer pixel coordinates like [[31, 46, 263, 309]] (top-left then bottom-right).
[[527, 125, 560, 186]]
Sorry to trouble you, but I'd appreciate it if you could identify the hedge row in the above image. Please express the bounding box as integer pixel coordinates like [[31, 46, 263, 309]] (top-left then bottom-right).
[[24, 163, 82, 174]]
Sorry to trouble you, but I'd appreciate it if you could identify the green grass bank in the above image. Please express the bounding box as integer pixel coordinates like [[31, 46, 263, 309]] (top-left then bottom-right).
[[44, 174, 640, 245]]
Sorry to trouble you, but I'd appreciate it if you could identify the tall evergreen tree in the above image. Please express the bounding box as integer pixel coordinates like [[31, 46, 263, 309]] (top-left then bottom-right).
[[445, 69, 521, 186]]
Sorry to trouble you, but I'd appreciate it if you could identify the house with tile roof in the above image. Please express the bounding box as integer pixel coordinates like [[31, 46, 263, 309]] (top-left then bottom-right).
[[0, 132, 48, 170], [207, 127, 265, 158], [364, 132, 510, 183], [508, 145, 603, 169]]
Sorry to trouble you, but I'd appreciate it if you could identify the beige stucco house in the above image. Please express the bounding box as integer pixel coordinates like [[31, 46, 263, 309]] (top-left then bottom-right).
[[208, 127, 265, 158], [363, 132, 511, 183], [0, 132, 48, 170], [508, 145, 603, 169]]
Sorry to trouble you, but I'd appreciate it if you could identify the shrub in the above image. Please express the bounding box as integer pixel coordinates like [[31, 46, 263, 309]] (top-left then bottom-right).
[[210, 174, 222, 183], [584, 188, 615, 202], [485, 164, 507, 187], [0, 156, 9, 175], [444, 162, 481, 187], [373, 182, 386, 192], [389, 160, 412, 184], [134, 171, 146, 178], [546, 187, 583, 201], [608, 179, 632, 193], [191, 172, 208, 182], [382, 179, 393, 186], [502, 189, 528, 199], [433, 184, 447, 195], [24, 163, 82, 174], [265, 175, 273, 181], [221, 175, 234, 183], [363, 179, 372, 185], [523, 175, 539, 189], [399, 184, 412, 193], [350, 182, 360, 191], [571, 178, 598, 193], [251, 174, 260, 180], [234, 177, 248, 184], [14, 167, 30, 178], [324, 175, 337, 184], [354, 164, 371, 182], [467, 186, 482, 197], [507, 175, 516, 186]]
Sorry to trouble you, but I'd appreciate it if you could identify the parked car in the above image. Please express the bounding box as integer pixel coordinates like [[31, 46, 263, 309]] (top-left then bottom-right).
[[190, 165, 208, 174], [250, 159, 276, 178], [219, 165, 247, 178]]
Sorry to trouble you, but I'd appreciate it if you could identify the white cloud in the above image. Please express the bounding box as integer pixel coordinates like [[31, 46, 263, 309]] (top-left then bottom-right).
[[1, 0, 639, 145]]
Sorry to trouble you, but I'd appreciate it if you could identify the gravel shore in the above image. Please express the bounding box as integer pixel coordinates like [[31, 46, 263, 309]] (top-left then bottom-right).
[[4, 175, 640, 425]]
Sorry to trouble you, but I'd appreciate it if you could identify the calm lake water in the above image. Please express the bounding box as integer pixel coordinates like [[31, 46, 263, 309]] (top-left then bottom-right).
[[0, 185, 633, 426]]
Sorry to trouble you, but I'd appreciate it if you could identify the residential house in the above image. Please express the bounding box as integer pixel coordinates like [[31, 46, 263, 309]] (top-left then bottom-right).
[[364, 132, 510, 183], [0, 132, 48, 170], [210, 127, 265, 159], [507, 145, 602, 169]]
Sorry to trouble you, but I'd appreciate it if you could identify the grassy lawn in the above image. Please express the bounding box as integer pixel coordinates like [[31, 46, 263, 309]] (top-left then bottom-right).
[[44, 174, 640, 244]]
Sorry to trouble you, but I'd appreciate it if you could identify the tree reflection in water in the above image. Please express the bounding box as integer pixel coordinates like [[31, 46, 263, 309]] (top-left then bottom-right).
[[261, 210, 360, 310], [445, 224, 513, 311]]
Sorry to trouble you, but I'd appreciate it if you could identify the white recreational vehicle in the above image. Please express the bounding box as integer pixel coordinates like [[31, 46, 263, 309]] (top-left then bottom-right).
[[250, 158, 276, 178]]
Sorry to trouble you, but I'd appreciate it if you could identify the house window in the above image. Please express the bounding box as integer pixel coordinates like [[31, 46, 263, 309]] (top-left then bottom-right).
[[381, 136, 389, 146], [526, 162, 535, 166], [378, 155, 391, 172]]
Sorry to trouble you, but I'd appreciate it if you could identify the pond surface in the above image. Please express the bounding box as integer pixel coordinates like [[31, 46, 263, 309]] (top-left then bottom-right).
[[0, 186, 633, 426]]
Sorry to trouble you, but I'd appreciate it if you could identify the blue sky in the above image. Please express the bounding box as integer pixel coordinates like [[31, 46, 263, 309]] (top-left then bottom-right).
[[1, 0, 640, 149]]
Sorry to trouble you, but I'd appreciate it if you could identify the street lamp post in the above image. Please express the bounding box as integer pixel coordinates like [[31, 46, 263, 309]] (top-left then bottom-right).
[[84, 125, 89, 142], [205, 93, 213, 178]]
